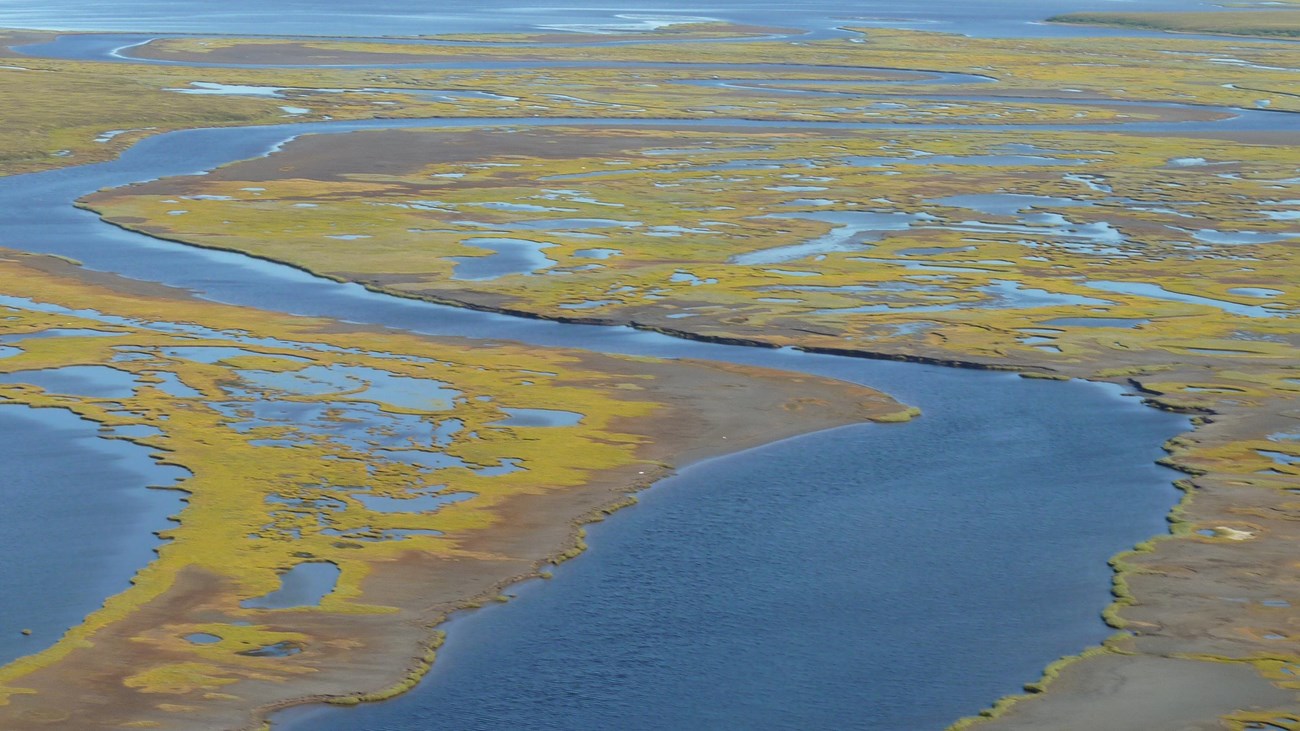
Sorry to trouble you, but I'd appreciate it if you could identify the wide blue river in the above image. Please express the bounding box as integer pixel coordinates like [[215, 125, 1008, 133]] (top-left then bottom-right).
[[275, 381, 1184, 731], [0, 0, 1246, 728]]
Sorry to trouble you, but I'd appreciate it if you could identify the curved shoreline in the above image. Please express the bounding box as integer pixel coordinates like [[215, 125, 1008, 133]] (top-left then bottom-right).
[[0, 17, 1292, 728], [81, 203, 1224, 731], [0, 130, 1198, 729], [0, 248, 916, 730], [82, 205, 1042, 376], [71, 120, 1298, 727], [260, 399, 1186, 731], [252, 425, 886, 728]]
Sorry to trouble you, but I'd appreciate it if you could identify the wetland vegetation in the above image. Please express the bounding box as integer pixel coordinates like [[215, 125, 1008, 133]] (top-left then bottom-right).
[[0, 249, 905, 729], [0, 5, 1295, 731]]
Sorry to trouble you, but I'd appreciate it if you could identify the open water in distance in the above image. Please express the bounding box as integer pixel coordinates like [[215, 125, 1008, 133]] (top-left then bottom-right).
[[0, 0, 1245, 38], [0, 0, 1232, 725]]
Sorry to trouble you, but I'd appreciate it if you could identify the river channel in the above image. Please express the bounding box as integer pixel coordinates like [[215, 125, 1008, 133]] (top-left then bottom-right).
[[0, 1, 1275, 726]]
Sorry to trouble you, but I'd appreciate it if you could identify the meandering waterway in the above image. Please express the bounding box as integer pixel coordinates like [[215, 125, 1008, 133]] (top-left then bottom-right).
[[0, 110, 1198, 727], [0, 0, 1287, 726]]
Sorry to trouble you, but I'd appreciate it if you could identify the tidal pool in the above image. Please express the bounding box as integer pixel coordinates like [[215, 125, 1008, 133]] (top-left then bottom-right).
[[450, 238, 558, 280], [140, 371, 199, 398], [932, 193, 1091, 217], [979, 280, 1111, 308], [840, 153, 1081, 167], [558, 299, 616, 310], [1087, 281, 1285, 319], [573, 248, 622, 259], [351, 491, 475, 514], [0, 327, 122, 342], [1191, 229, 1298, 246], [0, 364, 140, 398], [236, 365, 459, 411], [106, 423, 165, 439], [812, 279, 1108, 316], [212, 397, 470, 472], [491, 407, 584, 427], [165, 81, 518, 105], [1227, 288, 1283, 298], [241, 562, 341, 610], [242, 641, 303, 657], [732, 211, 924, 265], [1042, 317, 1150, 328], [1259, 450, 1300, 466]]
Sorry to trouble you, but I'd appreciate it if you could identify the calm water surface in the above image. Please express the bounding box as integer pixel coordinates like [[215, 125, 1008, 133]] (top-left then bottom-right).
[[0, 0, 1251, 38], [275, 376, 1185, 731], [0, 0, 1240, 727], [0, 117, 1194, 728]]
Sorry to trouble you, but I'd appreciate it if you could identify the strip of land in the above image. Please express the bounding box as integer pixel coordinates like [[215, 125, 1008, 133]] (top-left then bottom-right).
[[1049, 11, 1300, 39]]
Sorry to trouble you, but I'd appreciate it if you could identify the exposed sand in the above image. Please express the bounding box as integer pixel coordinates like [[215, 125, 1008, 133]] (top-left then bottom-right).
[[971, 655, 1293, 731]]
